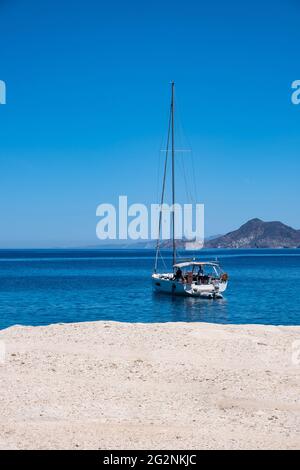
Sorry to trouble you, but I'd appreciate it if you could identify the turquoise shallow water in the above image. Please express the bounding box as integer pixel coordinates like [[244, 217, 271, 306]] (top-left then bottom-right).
[[0, 249, 299, 329]]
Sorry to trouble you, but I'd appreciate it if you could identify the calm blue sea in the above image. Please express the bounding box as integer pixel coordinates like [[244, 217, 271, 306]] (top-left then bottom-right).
[[0, 249, 299, 329]]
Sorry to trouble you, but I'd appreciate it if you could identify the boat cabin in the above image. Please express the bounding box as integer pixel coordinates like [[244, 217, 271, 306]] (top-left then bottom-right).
[[173, 261, 223, 285]]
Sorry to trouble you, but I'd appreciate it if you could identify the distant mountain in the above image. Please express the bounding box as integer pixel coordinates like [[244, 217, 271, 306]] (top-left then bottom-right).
[[205, 218, 300, 248], [80, 220, 300, 250]]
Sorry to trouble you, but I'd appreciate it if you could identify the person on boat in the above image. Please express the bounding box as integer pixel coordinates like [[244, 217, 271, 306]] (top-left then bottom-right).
[[197, 266, 203, 276], [173, 267, 184, 282], [196, 266, 204, 283]]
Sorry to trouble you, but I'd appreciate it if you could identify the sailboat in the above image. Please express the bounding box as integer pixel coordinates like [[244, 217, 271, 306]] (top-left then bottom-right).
[[152, 82, 228, 298]]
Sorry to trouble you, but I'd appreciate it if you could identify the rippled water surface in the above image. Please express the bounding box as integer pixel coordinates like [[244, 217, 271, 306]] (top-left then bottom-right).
[[0, 249, 299, 329]]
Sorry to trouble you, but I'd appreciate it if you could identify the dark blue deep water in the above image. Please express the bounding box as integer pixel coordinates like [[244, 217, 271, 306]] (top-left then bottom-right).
[[0, 249, 299, 329]]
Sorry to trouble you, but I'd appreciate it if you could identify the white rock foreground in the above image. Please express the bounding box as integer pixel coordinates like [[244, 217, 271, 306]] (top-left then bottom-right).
[[0, 321, 299, 449]]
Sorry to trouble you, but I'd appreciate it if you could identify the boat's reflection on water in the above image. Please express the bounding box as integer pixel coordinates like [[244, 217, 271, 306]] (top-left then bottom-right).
[[152, 292, 229, 324]]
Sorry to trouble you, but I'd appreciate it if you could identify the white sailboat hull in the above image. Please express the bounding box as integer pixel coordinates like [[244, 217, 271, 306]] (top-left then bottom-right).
[[152, 274, 227, 298]]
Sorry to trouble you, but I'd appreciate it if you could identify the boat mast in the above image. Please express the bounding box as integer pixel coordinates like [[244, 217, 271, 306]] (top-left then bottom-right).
[[154, 82, 176, 273], [154, 110, 171, 273], [171, 81, 176, 267]]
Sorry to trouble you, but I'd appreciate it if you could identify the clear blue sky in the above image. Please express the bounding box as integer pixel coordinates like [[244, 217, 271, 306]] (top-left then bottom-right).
[[0, 0, 299, 247]]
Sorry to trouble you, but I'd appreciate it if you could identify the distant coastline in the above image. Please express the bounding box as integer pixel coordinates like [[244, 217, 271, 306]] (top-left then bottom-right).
[[1, 218, 300, 250], [82, 218, 300, 250]]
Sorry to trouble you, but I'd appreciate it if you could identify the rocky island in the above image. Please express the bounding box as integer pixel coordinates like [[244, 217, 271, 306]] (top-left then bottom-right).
[[205, 218, 300, 249]]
